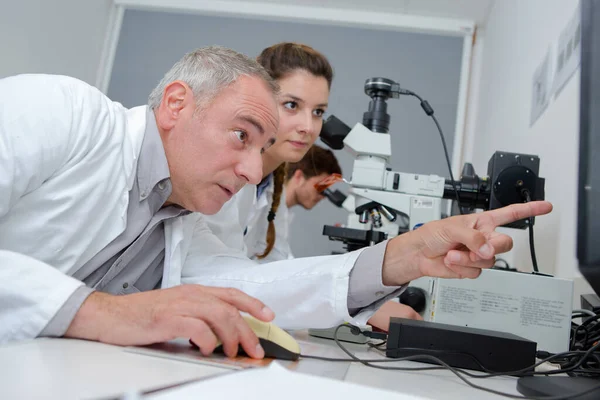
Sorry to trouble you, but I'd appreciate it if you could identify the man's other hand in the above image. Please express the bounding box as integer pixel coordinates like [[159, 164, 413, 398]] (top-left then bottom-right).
[[65, 285, 275, 359]]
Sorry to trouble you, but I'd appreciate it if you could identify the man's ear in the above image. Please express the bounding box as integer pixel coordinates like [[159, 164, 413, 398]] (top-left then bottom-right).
[[155, 81, 194, 131], [293, 169, 305, 182]]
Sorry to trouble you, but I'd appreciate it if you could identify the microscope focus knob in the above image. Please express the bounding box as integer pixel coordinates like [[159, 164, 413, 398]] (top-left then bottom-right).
[[399, 287, 427, 313]]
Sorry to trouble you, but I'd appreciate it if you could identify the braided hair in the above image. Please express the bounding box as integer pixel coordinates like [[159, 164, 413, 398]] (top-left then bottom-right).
[[255, 163, 288, 259]]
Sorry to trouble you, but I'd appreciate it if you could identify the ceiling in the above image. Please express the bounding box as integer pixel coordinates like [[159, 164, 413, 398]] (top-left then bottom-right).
[[239, 0, 496, 27]]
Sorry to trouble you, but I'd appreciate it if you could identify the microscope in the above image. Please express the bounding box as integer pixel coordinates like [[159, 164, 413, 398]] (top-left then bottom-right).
[[320, 77, 546, 252], [309, 78, 572, 346]]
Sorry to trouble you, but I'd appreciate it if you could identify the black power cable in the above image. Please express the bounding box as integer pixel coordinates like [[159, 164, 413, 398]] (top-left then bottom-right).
[[401, 90, 462, 215], [299, 324, 600, 400], [521, 188, 539, 273], [400, 88, 542, 267]]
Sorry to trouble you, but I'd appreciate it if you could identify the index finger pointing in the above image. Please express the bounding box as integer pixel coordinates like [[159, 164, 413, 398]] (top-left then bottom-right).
[[487, 201, 553, 227]]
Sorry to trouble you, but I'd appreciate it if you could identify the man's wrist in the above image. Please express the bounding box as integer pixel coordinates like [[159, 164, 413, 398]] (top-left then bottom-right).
[[40, 286, 95, 338], [381, 232, 423, 286], [64, 292, 115, 342]]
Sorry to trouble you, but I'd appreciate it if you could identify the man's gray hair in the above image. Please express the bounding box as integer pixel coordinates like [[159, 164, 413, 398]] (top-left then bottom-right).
[[148, 46, 279, 110]]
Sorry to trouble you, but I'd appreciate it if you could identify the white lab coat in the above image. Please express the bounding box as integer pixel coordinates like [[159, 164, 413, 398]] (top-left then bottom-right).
[[182, 183, 385, 330], [0, 74, 197, 342]]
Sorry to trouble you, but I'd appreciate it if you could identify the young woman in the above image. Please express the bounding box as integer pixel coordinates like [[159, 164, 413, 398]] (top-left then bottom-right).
[[235, 42, 332, 262]]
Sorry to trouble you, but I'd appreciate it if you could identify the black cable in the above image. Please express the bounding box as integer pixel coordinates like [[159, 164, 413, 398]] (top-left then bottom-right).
[[357, 324, 594, 379], [571, 313, 600, 352], [573, 324, 589, 350], [305, 345, 492, 373], [334, 325, 600, 399], [574, 309, 597, 318], [572, 313, 591, 319], [300, 324, 600, 400], [333, 324, 600, 378], [528, 222, 539, 272], [379, 346, 600, 379], [367, 340, 388, 350], [536, 346, 600, 376], [581, 314, 600, 326], [587, 334, 600, 347], [521, 189, 539, 273], [493, 258, 515, 271], [404, 91, 462, 216]]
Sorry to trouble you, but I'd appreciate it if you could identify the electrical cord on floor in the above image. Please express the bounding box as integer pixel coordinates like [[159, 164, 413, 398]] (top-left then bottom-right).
[[299, 324, 600, 400]]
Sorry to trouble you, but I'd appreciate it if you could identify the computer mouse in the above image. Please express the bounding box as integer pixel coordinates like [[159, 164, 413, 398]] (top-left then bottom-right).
[[192, 315, 301, 361]]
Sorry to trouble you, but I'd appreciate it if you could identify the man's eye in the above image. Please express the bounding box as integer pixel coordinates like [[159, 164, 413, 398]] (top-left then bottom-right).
[[234, 130, 247, 142], [283, 101, 298, 110]]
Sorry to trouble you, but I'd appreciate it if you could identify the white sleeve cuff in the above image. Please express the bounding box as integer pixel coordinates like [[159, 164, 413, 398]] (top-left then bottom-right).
[[39, 286, 95, 337]]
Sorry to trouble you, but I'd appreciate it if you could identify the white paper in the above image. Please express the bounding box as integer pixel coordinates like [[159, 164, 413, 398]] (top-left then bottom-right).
[[145, 362, 430, 400]]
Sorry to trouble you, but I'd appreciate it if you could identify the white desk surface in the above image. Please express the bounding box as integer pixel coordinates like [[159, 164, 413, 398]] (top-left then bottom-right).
[[0, 332, 521, 400]]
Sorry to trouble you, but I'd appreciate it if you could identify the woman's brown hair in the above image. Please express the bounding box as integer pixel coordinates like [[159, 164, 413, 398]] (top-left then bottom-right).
[[255, 43, 334, 259]]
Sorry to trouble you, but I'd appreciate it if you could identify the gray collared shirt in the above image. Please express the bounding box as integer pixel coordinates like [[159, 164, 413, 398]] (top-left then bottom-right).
[[42, 110, 189, 336]]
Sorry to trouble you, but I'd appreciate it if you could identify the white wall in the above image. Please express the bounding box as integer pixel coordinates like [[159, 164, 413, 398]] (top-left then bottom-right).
[[0, 0, 113, 85], [465, 0, 581, 280]]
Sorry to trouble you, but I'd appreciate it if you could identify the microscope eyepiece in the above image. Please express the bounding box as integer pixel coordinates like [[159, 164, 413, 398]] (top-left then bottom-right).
[[364, 77, 398, 98], [362, 78, 401, 133]]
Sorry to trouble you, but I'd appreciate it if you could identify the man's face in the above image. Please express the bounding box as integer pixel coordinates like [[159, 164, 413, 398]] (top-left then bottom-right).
[[158, 75, 278, 214], [295, 173, 330, 210]]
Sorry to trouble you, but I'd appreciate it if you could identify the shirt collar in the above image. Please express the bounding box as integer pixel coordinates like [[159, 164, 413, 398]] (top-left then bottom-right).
[[256, 173, 273, 200], [137, 109, 171, 201]]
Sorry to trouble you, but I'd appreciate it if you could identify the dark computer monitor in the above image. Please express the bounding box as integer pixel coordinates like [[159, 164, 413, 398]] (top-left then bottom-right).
[[517, 1, 600, 397], [578, 0, 600, 296]]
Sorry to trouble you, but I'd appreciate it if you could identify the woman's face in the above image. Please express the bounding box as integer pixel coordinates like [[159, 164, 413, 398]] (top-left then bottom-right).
[[265, 69, 330, 163]]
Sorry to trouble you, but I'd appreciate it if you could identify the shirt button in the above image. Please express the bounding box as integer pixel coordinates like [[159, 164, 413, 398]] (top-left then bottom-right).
[[122, 282, 129, 289], [375, 291, 384, 297], [157, 181, 166, 190]]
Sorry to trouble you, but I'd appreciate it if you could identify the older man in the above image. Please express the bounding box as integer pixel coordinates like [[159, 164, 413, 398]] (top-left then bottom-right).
[[0, 46, 279, 359]]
